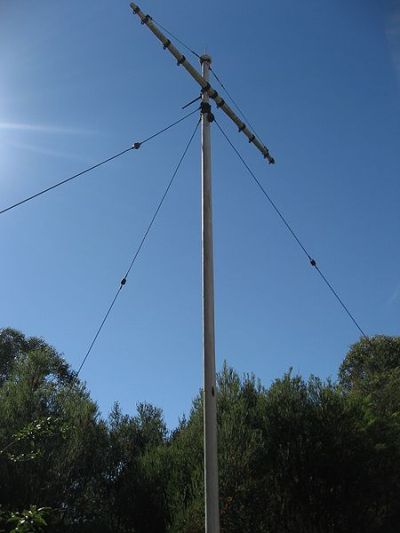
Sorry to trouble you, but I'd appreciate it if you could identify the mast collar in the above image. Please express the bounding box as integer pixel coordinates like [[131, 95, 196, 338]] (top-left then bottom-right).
[[200, 54, 212, 65]]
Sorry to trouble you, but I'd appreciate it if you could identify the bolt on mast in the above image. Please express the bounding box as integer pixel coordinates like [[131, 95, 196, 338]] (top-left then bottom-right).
[[130, 4, 274, 532]]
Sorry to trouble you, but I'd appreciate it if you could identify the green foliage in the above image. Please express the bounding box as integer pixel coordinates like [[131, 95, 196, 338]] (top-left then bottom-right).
[[0, 328, 105, 528], [7, 506, 50, 533], [5, 416, 68, 463], [339, 335, 400, 394], [1, 329, 400, 532]]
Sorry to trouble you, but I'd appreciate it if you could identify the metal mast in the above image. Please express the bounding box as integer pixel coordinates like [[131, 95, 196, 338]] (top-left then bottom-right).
[[129, 4, 275, 531], [200, 54, 220, 533]]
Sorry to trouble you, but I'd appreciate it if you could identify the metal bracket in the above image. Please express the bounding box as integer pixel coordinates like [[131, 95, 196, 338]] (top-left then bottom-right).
[[200, 102, 214, 122]]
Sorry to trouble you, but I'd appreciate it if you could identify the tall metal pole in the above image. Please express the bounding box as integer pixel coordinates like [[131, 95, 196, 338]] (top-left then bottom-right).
[[201, 54, 220, 533]]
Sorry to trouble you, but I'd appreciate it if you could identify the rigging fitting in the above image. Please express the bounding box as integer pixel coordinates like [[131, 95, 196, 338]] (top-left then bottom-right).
[[201, 101, 214, 123]]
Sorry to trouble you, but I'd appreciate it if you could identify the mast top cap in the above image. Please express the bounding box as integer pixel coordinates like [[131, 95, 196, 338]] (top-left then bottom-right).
[[200, 54, 212, 65]]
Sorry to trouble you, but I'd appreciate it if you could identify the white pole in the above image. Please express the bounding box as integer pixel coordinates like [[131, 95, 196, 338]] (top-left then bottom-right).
[[201, 54, 220, 533]]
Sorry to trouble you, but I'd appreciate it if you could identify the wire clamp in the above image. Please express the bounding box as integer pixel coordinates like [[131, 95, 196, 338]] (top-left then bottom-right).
[[216, 98, 225, 108], [238, 122, 246, 133], [133, 142, 141, 150], [263, 147, 275, 164], [201, 83, 211, 94], [249, 134, 255, 144], [163, 39, 171, 50], [141, 14, 152, 25], [200, 102, 214, 122], [121, 278, 127, 286], [177, 55, 186, 66], [310, 258, 317, 267], [201, 102, 211, 114]]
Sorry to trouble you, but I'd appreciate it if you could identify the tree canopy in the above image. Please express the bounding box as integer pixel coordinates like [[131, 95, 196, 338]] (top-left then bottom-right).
[[1, 328, 400, 532]]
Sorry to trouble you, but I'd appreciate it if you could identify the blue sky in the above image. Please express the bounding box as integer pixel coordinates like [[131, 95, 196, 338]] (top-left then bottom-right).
[[1, 0, 399, 428]]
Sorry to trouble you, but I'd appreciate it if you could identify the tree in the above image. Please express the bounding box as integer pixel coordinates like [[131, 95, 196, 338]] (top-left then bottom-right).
[[0, 328, 106, 530], [167, 360, 400, 533], [0, 328, 71, 386], [91, 401, 170, 533], [2, 328, 400, 532], [338, 336, 400, 531], [339, 335, 400, 412]]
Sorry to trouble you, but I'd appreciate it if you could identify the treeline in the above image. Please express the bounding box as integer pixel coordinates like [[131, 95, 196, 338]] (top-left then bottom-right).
[[1, 328, 400, 532]]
